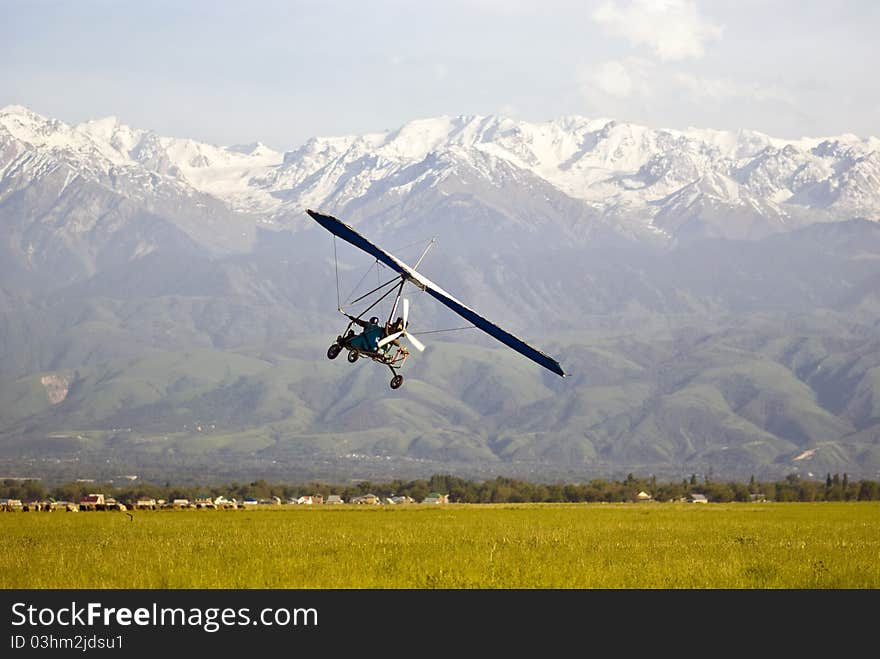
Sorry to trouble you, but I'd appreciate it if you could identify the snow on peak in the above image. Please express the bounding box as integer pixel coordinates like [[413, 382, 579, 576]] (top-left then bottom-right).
[[3, 104, 879, 229], [227, 141, 278, 157], [0, 104, 46, 119], [81, 115, 122, 135], [380, 115, 461, 160], [74, 116, 149, 163], [249, 113, 880, 221], [0, 105, 141, 164], [0, 104, 62, 145]]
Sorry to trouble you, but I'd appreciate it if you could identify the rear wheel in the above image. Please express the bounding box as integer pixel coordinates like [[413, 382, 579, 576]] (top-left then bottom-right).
[[390, 374, 404, 389], [347, 350, 359, 363], [327, 344, 342, 359]]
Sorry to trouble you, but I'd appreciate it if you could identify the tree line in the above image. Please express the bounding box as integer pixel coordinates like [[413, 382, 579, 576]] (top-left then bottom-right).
[[1, 472, 878, 504]]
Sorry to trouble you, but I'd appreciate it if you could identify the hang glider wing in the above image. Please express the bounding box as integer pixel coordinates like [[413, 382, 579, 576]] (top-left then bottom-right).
[[307, 209, 566, 377], [308, 209, 413, 273]]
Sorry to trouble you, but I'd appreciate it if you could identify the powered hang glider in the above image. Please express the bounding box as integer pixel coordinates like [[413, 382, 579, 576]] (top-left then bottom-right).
[[308, 209, 565, 388]]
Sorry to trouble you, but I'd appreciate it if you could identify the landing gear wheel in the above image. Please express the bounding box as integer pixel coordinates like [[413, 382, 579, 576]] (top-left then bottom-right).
[[347, 350, 360, 363], [327, 344, 342, 359], [390, 374, 404, 389]]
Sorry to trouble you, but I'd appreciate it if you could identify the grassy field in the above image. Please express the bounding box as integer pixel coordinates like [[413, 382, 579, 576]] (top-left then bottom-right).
[[2, 503, 878, 589]]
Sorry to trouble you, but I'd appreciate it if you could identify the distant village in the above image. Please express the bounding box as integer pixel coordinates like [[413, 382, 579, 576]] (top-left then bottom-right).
[[0, 491, 454, 512], [1, 471, 877, 511], [0, 489, 748, 512]]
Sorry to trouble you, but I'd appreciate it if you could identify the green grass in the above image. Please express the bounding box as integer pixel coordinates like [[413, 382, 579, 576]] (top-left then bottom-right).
[[2, 503, 878, 589]]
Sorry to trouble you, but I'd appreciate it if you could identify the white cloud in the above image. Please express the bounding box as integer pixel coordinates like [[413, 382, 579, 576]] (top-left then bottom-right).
[[580, 58, 655, 102], [589, 60, 634, 97], [672, 72, 794, 105], [592, 0, 723, 61], [581, 58, 798, 125]]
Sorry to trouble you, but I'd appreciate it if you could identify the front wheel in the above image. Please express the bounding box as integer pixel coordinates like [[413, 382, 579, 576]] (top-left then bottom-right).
[[390, 374, 404, 389], [327, 344, 342, 359], [347, 350, 360, 363]]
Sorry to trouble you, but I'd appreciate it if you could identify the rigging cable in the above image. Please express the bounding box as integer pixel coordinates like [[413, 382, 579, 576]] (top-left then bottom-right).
[[388, 236, 437, 254], [340, 260, 383, 308], [332, 235, 341, 310], [411, 326, 476, 336]]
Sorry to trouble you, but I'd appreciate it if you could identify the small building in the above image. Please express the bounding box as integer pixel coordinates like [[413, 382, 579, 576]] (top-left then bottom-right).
[[635, 491, 653, 502], [389, 495, 415, 505], [170, 498, 191, 509], [325, 495, 344, 504], [214, 496, 235, 508], [104, 497, 126, 511], [351, 493, 380, 505], [242, 497, 259, 507], [135, 498, 157, 510], [749, 493, 768, 502], [689, 493, 709, 504], [296, 496, 314, 505], [194, 497, 215, 509], [422, 492, 449, 504], [311, 494, 324, 505], [79, 494, 105, 510], [1, 498, 23, 511]]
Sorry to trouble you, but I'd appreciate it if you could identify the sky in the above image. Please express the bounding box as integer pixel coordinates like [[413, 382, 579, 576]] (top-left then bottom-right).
[[2, 0, 878, 150]]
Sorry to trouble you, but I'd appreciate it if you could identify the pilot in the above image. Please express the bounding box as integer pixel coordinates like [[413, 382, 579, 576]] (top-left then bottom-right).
[[381, 316, 405, 349], [350, 316, 385, 352]]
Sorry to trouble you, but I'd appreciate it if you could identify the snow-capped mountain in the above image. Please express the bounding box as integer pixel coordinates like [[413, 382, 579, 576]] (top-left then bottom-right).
[[2, 104, 879, 251], [5, 105, 880, 482]]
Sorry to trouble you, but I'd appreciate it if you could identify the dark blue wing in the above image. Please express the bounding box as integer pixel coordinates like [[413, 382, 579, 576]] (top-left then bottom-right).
[[308, 209, 408, 276], [421, 286, 565, 377]]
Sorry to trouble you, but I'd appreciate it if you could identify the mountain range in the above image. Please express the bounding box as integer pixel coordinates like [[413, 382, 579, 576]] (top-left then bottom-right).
[[1, 105, 879, 484]]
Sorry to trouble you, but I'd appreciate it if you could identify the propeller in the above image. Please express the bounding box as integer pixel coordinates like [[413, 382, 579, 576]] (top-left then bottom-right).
[[377, 298, 425, 352], [403, 330, 425, 352]]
